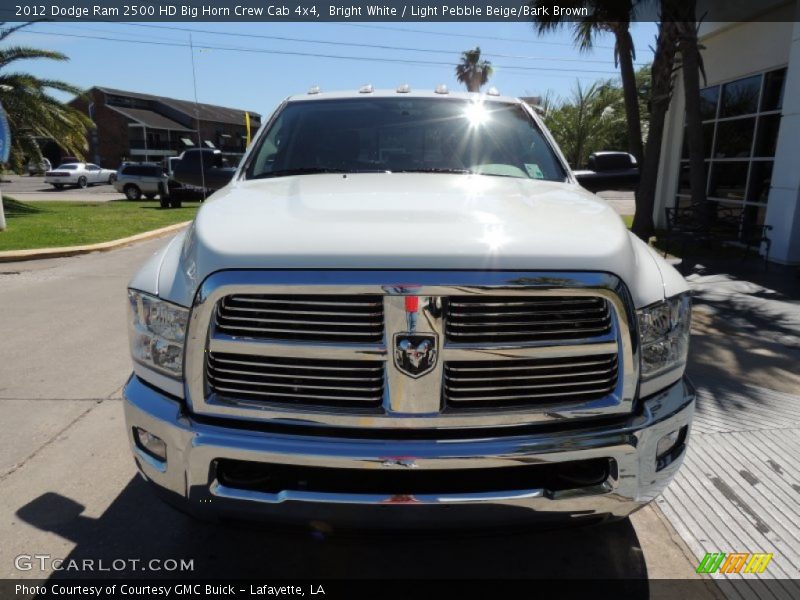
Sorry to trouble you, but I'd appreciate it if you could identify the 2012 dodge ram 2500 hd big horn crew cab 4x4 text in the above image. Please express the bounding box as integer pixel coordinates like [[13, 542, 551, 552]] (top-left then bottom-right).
[[123, 88, 694, 528]]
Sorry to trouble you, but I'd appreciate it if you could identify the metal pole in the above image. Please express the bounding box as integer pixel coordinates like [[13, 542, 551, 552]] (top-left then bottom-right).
[[0, 188, 6, 231]]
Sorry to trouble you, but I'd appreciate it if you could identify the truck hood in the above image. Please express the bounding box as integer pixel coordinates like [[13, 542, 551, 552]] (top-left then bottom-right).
[[163, 173, 668, 307]]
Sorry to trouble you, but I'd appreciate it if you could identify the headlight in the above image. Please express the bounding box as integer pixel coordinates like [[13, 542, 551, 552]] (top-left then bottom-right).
[[637, 292, 691, 382], [127, 290, 189, 378]]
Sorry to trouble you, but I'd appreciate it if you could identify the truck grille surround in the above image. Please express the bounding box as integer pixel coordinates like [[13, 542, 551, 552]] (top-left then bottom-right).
[[185, 271, 639, 430]]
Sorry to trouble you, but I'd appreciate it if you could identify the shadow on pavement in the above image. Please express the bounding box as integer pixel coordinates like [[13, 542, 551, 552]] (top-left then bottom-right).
[[16, 476, 648, 588], [683, 258, 800, 404]]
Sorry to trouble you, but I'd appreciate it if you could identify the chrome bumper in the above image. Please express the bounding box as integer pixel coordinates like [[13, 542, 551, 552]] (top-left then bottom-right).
[[123, 375, 695, 529]]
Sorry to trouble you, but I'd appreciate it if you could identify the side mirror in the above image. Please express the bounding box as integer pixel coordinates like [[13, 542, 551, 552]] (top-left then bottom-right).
[[172, 148, 236, 190], [587, 151, 637, 172], [574, 151, 639, 192]]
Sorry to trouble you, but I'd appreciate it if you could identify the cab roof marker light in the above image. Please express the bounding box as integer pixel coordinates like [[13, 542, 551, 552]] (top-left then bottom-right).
[[359, 84, 374, 94], [307, 85, 321, 95], [435, 84, 449, 95], [396, 83, 411, 93]]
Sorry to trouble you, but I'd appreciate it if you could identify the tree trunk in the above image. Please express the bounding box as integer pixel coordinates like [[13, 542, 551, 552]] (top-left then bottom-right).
[[632, 8, 680, 240], [677, 4, 706, 208], [615, 27, 644, 164]]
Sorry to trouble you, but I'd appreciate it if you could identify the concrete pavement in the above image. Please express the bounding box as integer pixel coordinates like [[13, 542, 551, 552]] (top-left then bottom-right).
[[0, 237, 721, 589], [1, 174, 125, 202]]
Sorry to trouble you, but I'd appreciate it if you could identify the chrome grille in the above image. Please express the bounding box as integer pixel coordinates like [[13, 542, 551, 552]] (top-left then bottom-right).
[[186, 271, 637, 429], [444, 354, 618, 408], [215, 294, 384, 343], [207, 352, 384, 408], [445, 296, 612, 344]]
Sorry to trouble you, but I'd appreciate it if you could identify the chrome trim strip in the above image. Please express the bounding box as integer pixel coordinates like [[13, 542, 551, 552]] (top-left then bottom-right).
[[442, 342, 618, 361], [211, 481, 554, 505], [208, 337, 388, 360], [184, 270, 639, 429], [209, 481, 615, 505]]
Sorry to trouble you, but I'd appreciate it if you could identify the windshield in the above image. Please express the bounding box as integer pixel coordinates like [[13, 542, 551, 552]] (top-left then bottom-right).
[[246, 98, 567, 181]]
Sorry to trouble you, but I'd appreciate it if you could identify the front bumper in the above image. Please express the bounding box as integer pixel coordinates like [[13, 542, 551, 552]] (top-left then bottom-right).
[[123, 375, 694, 529]]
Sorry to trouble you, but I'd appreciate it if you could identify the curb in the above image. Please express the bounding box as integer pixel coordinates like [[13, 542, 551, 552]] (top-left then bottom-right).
[[0, 221, 191, 263]]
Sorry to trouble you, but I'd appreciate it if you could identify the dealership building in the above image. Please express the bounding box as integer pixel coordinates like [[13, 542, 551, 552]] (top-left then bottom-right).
[[69, 87, 261, 169], [655, 0, 800, 264]]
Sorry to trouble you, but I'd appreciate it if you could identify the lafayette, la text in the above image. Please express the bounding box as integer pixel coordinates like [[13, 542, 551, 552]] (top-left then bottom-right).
[[17, 584, 324, 597]]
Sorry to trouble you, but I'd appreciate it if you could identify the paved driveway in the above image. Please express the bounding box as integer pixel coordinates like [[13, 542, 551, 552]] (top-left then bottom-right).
[[1, 174, 125, 202], [0, 236, 741, 593]]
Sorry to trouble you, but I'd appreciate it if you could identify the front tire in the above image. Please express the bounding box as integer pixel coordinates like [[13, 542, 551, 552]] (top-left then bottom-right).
[[159, 197, 170, 208], [124, 184, 142, 201], [77, 176, 88, 189]]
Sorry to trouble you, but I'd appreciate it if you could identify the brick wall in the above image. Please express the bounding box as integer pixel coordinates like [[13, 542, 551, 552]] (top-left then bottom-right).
[[70, 91, 131, 169]]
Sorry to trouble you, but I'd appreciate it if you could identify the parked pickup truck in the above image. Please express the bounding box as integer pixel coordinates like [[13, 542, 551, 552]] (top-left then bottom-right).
[[124, 88, 694, 529], [572, 151, 640, 193]]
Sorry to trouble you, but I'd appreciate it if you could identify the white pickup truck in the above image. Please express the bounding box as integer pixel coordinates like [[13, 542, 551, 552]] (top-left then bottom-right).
[[123, 88, 694, 529]]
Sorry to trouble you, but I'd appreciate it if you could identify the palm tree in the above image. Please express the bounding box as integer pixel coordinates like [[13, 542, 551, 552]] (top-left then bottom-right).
[[631, 3, 680, 239], [530, 0, 643, 164], [455, 47, 493, 92], [544, 80, 626, 168], [675, 2, 707, 208], [0, 22, 92, 171]]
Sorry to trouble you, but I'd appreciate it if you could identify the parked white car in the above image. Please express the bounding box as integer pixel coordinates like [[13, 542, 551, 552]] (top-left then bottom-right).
[[44, 163, 117, 189]]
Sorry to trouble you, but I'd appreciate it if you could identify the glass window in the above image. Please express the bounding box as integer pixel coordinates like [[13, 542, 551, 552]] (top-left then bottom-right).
[[247, 98, 567, 182], [699, 86, 720, 121], [720, 75, 762, 117], [677, 161, 708, 195], [708, 162, 749, 201], [761, 68, 786, 112], [748, 161, 773, 204], [714, 118, 755, 158], [681, 123, 715, 159], [754, 114, 781, 157]]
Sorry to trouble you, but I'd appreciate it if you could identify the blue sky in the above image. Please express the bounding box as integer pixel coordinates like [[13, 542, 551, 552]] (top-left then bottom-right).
[[7, 21, 658, 117]]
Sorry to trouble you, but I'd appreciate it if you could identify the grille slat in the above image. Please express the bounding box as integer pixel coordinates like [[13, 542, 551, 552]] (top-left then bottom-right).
[[444, 367, 616, 382], [444, 354, 618, 409], [207, 352, 384, 408], [216, 294, 384, 343], [445, 296, 612, 344], [210, 355, 383, 372]]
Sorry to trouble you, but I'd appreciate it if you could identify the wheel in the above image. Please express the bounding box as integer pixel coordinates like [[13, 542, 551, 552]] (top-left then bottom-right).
[[52, 183, 64, 190], [159, 197, 170, 208], [77, 176, 88, 188], [124, 184, 142, 201]]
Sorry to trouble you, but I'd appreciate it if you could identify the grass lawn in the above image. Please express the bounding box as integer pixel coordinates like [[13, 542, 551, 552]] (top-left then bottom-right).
[[0, 198, 200, 251]]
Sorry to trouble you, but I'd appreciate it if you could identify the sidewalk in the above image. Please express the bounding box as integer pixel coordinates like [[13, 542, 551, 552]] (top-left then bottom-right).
[[657, 259, 800, 595]]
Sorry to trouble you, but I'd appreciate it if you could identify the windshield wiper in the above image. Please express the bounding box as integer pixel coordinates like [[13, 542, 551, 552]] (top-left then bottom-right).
[[252, 167, 348, 179], [391, 168, 474, 175]]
